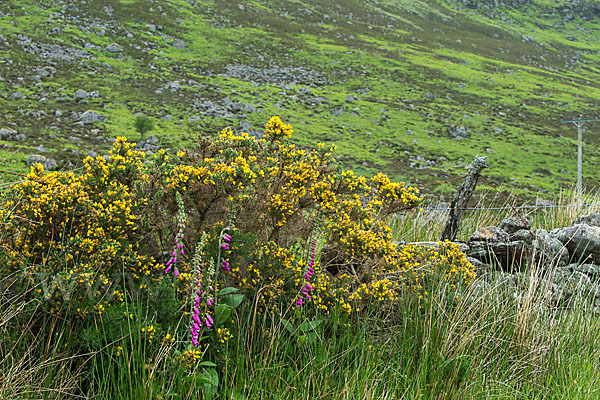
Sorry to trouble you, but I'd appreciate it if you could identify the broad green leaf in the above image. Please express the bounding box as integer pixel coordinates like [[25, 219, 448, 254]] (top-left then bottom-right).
[[198, 361, 217, 367], [218, 287, 239, 296], [281, 318, 295, 334], [214, 304, 232, 326], [299, 319, 323, 332], [222, 294, 244, 308]]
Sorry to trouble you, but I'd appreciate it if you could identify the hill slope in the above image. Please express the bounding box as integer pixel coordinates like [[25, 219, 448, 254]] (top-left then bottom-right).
[[1, 0, 600, 198]]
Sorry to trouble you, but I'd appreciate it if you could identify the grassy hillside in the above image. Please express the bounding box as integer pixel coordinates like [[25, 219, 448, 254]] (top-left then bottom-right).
[[1, 0, 599, 198]]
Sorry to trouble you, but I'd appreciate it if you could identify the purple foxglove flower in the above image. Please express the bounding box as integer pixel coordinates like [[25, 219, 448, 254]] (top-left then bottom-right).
[[207, 298, 214, 307], [223, 234, 232, 242], [221, 243, 229, 250], [174, 269, 180, 277], [205, 314, 213, 328], [193, 314, 201, 324], [222, 260, 230, 271], [306, 283, 313, 291], [296, 297, 303, 307], [165, 266, 172, 274], [193, 322, 201, 331], [305, 273, 310, 280]]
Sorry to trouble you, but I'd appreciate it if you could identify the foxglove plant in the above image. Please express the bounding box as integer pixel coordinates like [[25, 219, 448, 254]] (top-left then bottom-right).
[[190, 233, 216, 347], [297, 237, 317, 307], [165, 192, 186, 277]]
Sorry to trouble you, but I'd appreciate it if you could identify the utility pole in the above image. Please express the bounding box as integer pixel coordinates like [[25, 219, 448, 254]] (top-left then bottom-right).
[[560, 114, 598, 203]]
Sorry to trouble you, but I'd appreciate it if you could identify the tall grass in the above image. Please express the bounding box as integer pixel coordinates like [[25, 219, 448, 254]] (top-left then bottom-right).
[[394, 188, 600, 243], [2, 190, 600, 399]]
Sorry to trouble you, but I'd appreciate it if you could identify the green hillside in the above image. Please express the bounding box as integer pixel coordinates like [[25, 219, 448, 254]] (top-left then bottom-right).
[[1, 0, 599, 197]]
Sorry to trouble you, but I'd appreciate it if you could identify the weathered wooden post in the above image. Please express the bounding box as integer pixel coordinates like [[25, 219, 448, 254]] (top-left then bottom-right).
[[440, 155, 487, 242]]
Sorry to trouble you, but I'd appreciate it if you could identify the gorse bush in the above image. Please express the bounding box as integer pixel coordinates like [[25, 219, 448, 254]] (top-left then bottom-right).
[[0, 117, 475, 373]]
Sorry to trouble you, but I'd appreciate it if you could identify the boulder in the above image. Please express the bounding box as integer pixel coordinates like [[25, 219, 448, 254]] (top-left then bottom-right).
[[0, 128, 17, 140], [532, 229, 569, 266], [467, 240, 530, 271], [446, 125, 469, 139], [79, 111, 106, 124], [105, 43, 122, 53], [499, 216, 530, 234], [550, 224, 600, 264], [469, 226, 509, 242], [74, 89, 89, 99], [171, 39, 186, 49], [27, 155, 57, 171], [137, 135, 159, 153], [573, 213, 600, 227]]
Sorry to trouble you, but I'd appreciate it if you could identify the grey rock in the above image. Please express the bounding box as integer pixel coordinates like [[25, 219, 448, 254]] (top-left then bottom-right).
[[171, 39, 186, 49], [164, 81, 182, 90], [298, 87, 313, 96], [27, 155, 57, 170], [79, 111, 106, 124], [243, 103, 256, 113], [466, 256, 493, 280], [413, 241, 470, 254], [35, 144, 48, 153], [550, 224, 600, 264], [446, 125, 469, 139], [14, 134, 26, 140], [74, 89, 89, 99], [0, 128, 17, 140], [240, 122, 252, 132], [467, 240, 530, 271], [86, 151, 98, 158], [573, 213, 600, 227], [510, 229, 534, 244], [470, 226, 510, 242], [499, 217, 531, 234], [331, 108, 343, 117], [105, 43, 122, 53], [572, 263, 600, 280], [147, 24, 156, 32], [345, 94, 355, 102], [160, 114, 172, 121], [532, 228, 569, 266], [137, 135, 159, 153], [10, 92, 24, 100], [36, 66, 56, 77]]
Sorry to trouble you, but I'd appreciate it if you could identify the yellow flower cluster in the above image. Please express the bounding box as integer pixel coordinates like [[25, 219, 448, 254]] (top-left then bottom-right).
[[0, 137, 158, 316], [217, 327, 233, 343], [141, 325, 156, 343], [0, 116, 471, 334], [264, 116, 293, 142], [179, 349, 203, 370]]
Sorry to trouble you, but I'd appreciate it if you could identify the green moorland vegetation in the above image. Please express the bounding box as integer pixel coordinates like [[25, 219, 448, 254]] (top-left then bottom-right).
[[1, 0, 600, 198], [2, 118, 600, 399]]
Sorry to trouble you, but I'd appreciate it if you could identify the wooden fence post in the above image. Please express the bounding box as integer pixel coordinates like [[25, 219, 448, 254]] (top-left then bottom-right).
[[440, 155, 487, 242]]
